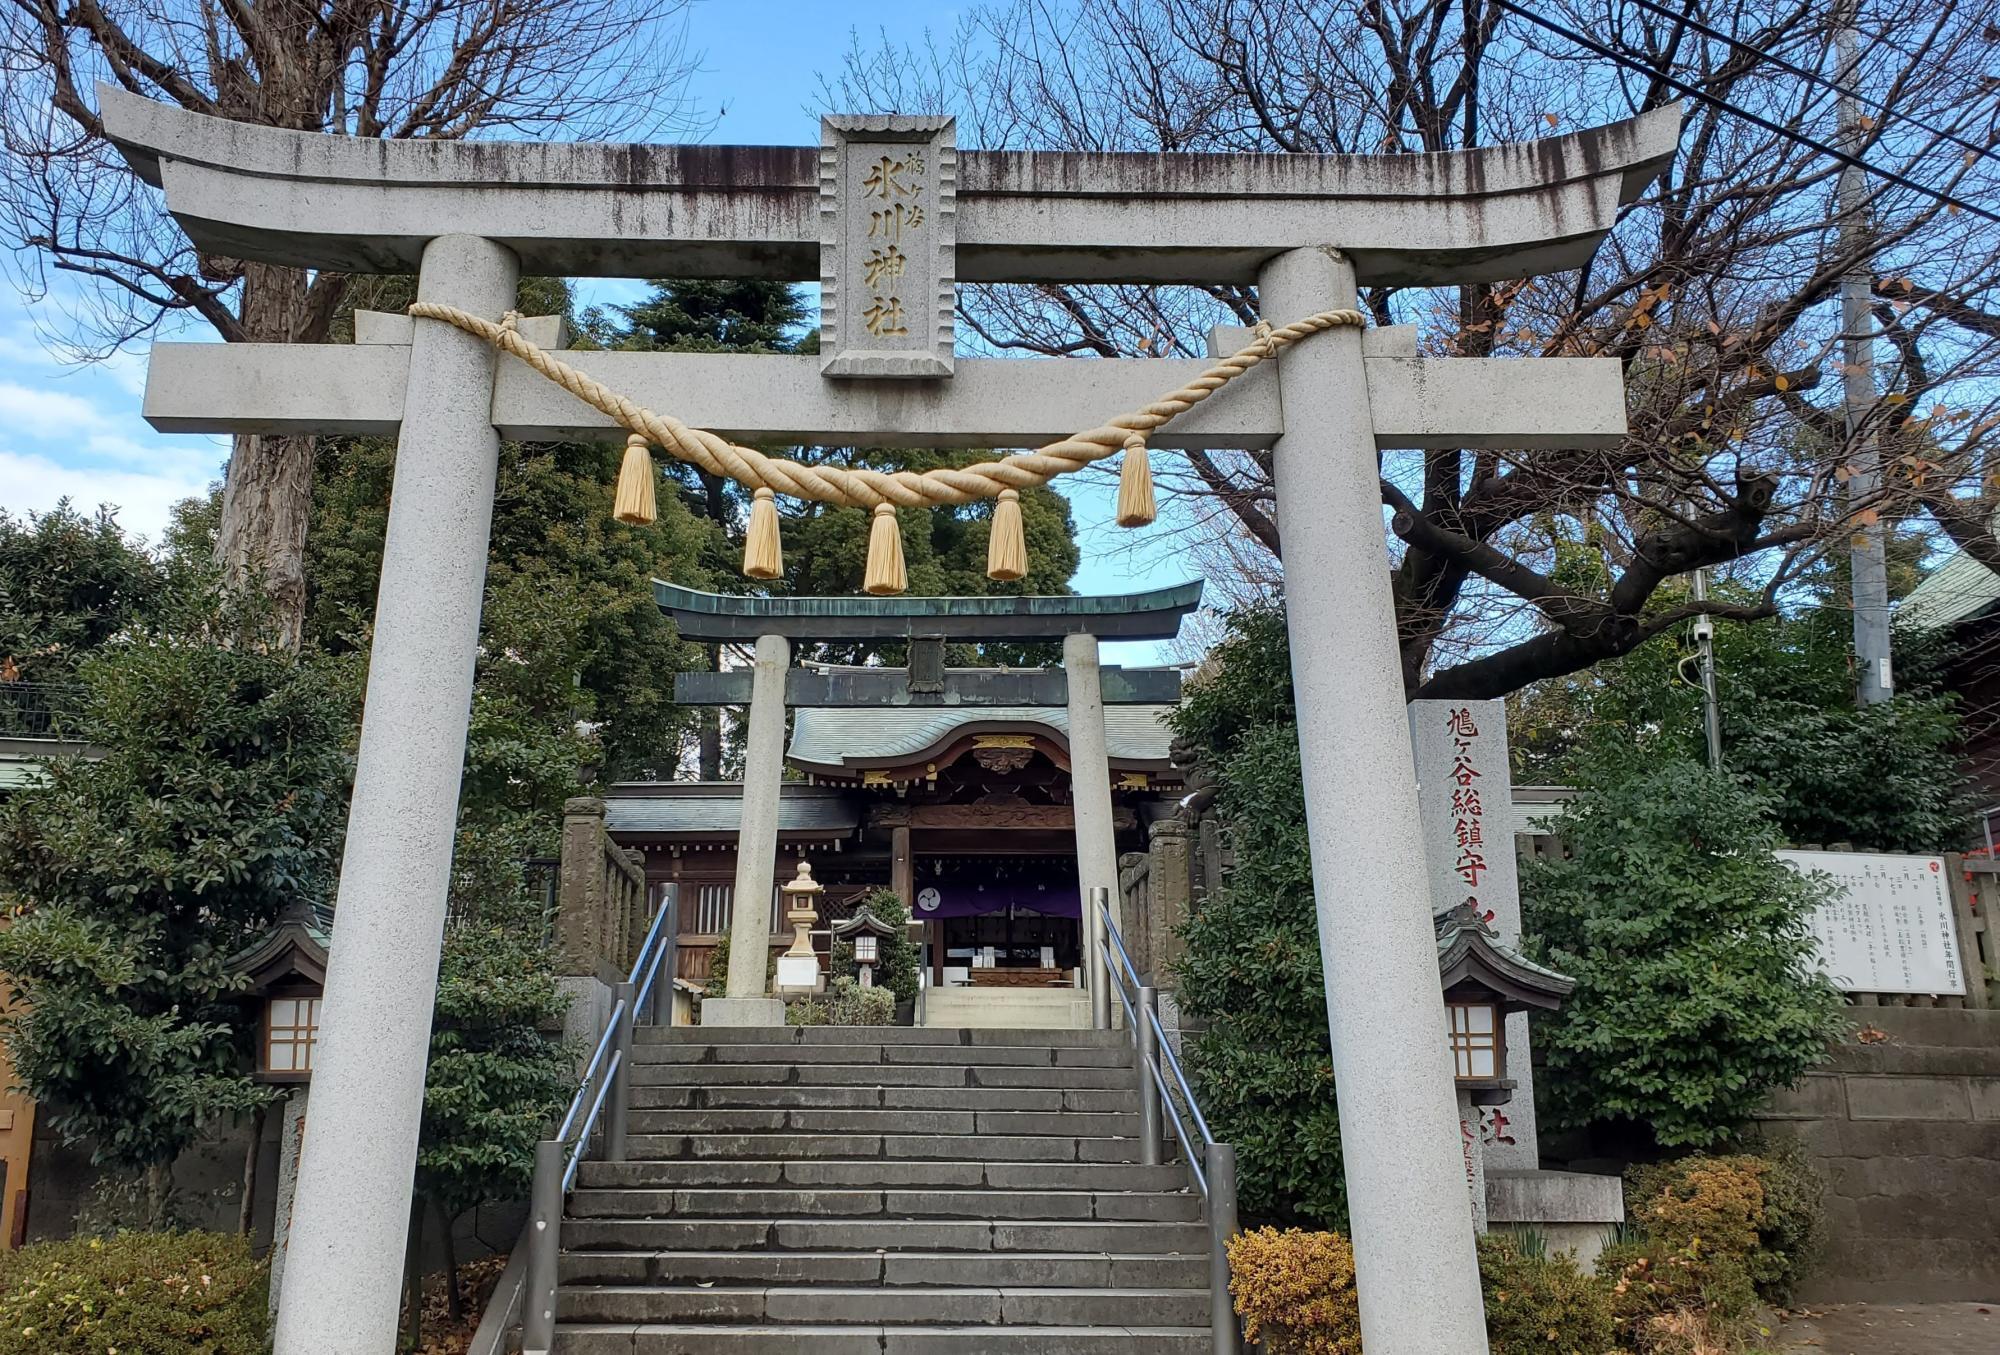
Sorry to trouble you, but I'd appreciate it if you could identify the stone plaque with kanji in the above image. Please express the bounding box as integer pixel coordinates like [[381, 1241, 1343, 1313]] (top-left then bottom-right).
[[820, 115, 955, 379]]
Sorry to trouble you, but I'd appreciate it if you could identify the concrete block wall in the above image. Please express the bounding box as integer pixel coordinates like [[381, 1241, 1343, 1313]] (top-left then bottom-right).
[[1756, 1007, 2000, 1302]]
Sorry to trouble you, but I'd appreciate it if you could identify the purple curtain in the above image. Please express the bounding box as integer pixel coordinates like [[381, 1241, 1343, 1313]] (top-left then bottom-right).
[[910, 881, 1081, 920]]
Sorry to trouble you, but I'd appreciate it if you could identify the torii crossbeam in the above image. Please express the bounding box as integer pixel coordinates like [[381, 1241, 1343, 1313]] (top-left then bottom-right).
[[104, 85, 1676, 1355]]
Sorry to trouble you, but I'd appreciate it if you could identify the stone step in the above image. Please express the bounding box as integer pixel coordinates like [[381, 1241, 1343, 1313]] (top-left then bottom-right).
[[643, 1026, 1125, 1048], [630, 1084, 1136, 1113], [558, 1285, 1209, 1327], [627, 1108, 1140, 1137], [554, 1323, 1211, 1354], [574, 1160, 1191, 1193], [625, 1133, 1144, 1163], [633, 1042, 1132, 1068], [558, 1250, 1209, 1289], [568, 1187, 1202, 1222], [559, 1217, 1209, 1255], [632, 1062, 1138, 1090]]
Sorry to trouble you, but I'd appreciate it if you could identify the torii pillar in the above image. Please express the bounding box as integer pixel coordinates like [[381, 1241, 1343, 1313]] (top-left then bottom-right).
[[1262, 246, 1488, 1347], [274, 234, 518, 1353]]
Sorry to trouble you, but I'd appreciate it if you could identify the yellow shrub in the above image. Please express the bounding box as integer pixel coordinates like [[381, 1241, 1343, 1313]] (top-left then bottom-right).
[[1226, 1227, 1362, 1355], [1628, 1156, 1766, 1262]]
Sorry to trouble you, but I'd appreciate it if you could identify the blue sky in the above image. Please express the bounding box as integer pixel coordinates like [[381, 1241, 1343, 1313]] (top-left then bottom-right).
[[0, 0, 1183, 631]]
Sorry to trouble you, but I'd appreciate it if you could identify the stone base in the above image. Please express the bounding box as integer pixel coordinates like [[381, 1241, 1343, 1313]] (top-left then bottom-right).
[[1485, 1169, 1624, 1268], [921, 986, 1093, 1030], [701, 996, 787, 1028], [557, 976, 613, 1056]]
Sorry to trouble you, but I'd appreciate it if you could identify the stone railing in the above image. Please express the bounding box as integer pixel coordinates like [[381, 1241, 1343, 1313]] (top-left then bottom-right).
[[556, 797, 649, 984], [1120, 816, 1224, 988]]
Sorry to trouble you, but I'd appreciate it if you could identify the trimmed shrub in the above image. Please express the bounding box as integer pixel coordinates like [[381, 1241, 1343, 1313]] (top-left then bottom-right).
[[1602, 1154, 1776, 1350], [0, 1231, 269, 1355], [1625, 1156, 1766, 1262], [786, 977, 894, 1027], [1626, 1147, 1826, 1304], [1747, 1137, 1829, 1304], [1231, 1226, 1619, 1355], [1477, 1233, 1618, 1355], [1226, 1227, 1361, 1355]]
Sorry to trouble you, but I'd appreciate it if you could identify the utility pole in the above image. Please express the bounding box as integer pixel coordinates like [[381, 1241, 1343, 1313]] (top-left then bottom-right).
[[1691, 569, 1724, 771], [1838, 1, 1894, 703]]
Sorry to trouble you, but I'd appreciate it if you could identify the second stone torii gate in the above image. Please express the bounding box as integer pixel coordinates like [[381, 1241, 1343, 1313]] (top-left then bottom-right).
[[106, 87, 1673, 1355], [655, 579, 1202, 1026]]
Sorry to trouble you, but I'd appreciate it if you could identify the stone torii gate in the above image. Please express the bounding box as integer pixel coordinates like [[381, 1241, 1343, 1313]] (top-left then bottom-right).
[[654, 579, 1201, 1026], [106, 87, 1674, 1355]]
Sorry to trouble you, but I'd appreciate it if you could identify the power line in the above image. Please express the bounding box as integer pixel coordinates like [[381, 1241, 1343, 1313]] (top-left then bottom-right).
[[1621, 0, 2000, 171], [1489, 0, 2000, 226]]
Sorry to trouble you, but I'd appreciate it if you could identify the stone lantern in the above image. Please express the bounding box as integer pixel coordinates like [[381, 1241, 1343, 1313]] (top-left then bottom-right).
[[1433, 902, 1575, 1228], [231, 900, 333, 1084], [832, 905, 900, 987], [774, 861, 825, 992]]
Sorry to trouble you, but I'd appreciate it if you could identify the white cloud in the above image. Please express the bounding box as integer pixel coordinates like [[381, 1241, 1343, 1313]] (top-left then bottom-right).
[[0, 448, 220, 544], [0, 380, 110, 435]]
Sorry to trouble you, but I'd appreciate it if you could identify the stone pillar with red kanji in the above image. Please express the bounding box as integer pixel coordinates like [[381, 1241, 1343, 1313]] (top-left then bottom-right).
[[1410, 698, 1538, 1176]]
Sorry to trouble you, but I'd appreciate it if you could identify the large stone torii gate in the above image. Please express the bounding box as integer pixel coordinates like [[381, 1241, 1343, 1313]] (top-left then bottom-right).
[[106, 87, 1675, 1355]]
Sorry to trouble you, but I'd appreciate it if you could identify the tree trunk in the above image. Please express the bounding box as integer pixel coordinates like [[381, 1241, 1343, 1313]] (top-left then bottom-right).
[[436, 1197, 463, 1323], [143, 1160, 173, 1230], [401, 1197, 425, 1352], [215, 261, 335, 649], [699, 645, 723, 779], [238, 1103, 268, 1235]]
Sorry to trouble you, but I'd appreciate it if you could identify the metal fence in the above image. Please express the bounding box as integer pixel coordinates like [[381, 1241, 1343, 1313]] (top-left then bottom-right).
[[0, 682, 87, 740]]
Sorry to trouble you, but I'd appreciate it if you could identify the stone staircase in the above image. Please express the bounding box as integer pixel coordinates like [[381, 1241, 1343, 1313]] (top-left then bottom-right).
[[553, 1025, 1215, 1353]]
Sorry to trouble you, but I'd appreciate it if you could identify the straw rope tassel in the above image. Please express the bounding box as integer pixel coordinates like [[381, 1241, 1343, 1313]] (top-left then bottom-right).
[[744, 487, 783, 580], [1115, 433, 1156, 528], [613, 433, 657, 526], [987, 489, 1027, 582], [864, 503, 908, 596]]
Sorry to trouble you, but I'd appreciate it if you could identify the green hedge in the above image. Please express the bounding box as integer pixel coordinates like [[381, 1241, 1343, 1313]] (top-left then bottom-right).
[[0, 1231, 269, 1355]]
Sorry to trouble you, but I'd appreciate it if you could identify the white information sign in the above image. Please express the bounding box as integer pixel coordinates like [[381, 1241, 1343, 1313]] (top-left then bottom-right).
[[1775, 849, 1965, 995]]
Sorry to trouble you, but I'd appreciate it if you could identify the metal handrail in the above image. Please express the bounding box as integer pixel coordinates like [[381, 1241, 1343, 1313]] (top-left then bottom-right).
[[1090, 887, 1241, 1355], [1096, 894, 1215, 1158], [503, 883, 678, 1355], [563, 1050, 622, 1191], [554, 997, 626, 1143]]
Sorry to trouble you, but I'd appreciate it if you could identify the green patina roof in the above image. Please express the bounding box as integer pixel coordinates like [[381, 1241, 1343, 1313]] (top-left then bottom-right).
[[604, 786, 861, 836], [653, 580, 1203, 642], [1897, 548, 2000, 631]]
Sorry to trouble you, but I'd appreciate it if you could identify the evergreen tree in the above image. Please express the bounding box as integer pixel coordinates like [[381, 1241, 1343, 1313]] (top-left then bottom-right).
[[0, 503, 160, 684], [1523, 753, 1846, 1147], [0, 588, 356, 1223], [610, 278, 810, 354], [1509, 594, 1971, 852]]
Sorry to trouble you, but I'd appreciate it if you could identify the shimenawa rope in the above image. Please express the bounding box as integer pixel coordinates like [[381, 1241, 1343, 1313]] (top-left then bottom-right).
[[408, 302, 1367, 593]]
